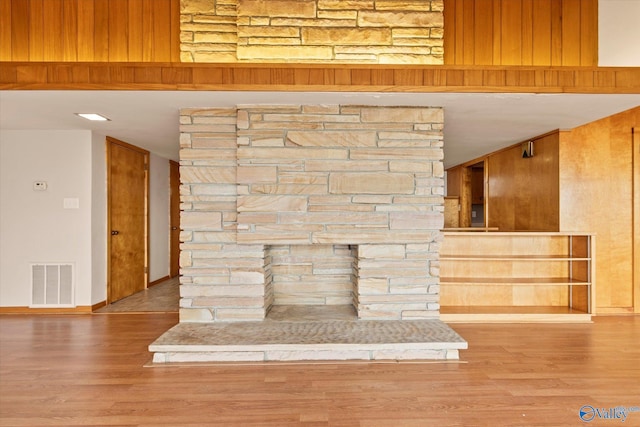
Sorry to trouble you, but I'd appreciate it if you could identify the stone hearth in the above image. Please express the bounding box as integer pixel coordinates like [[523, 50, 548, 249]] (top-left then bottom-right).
[[149, 105, 467, 362], [150, 306, 467, 363]]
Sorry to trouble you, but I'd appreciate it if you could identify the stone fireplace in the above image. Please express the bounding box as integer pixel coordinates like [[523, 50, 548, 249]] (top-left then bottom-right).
[[150, 104, 467, 362], [178, 105, 444, 322]]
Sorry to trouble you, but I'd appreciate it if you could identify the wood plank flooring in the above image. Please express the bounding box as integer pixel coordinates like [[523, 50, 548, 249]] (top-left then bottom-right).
[[1, 314, 638, 426]]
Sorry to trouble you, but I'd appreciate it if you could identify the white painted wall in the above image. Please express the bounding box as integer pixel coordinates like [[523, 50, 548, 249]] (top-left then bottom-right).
[[599, 0, 640, 66], [0, 130, 93, 306], [91, 133, 107, 304], [149, 153, 170, 282], [0, 131, 172, 307]]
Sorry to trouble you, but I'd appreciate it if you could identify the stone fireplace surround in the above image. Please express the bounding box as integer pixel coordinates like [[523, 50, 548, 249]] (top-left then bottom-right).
[[149, 104, 467, 362]]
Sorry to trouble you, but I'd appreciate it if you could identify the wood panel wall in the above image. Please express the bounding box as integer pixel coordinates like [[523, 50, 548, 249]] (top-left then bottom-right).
[[444, 0, 598, 66], [0, 0, 180, 62], [2, 0, 598, 66], [559, 107, 640, 313], [484, 132, 560, 231]]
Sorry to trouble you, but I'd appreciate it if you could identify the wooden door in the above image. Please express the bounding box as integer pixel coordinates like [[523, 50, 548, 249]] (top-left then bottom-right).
[[107, 137, 149, 304], [169, 160, 180, 278]]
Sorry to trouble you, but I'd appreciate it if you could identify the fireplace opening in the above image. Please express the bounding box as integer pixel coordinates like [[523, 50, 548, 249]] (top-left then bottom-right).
[[265, 244, 359, 321]]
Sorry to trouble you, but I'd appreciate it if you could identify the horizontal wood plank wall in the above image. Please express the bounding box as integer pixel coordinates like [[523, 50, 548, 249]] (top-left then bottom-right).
[[444, 0, 598, 66], [1, 63, 640, 93], [0, 0, 180, 62]]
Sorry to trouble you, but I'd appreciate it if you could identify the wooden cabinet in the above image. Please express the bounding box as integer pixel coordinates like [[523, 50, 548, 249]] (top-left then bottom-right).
[[440, 232, 595, 322]]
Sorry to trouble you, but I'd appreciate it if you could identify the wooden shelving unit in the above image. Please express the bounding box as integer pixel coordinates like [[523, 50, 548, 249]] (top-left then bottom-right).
[[440, 232, 595, 323]]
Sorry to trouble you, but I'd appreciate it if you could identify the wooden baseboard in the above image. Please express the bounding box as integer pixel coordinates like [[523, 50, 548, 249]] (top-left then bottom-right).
[[593, 307, 635, 315], [0, 306, 93, 314], [92, 300, 107, 311], [149, 275, 171, 287]]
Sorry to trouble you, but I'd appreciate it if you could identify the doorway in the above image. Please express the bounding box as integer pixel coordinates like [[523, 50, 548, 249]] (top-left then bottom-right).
[[107, 137, 149, 304]]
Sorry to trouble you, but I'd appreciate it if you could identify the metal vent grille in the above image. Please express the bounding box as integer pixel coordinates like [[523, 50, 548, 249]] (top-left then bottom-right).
[[30, 264, 75, 307]]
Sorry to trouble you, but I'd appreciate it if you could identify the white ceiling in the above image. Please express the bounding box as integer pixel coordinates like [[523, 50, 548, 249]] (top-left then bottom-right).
[[1, 90, 638, 168]]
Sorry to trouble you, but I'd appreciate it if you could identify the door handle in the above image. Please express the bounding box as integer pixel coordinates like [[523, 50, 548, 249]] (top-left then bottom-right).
[[111, 230, 119, 235]]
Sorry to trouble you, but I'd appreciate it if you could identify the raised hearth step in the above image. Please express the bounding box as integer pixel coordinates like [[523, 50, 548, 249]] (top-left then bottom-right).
[[149, 319, 467, 363]]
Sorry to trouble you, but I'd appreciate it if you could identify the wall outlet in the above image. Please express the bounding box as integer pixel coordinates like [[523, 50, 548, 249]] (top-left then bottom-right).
[[472, 211, 477, 218], [33, 181, 48, 191]]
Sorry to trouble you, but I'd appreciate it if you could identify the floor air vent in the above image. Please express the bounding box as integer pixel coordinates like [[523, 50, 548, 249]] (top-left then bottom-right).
[[31, 264, 75, 307]]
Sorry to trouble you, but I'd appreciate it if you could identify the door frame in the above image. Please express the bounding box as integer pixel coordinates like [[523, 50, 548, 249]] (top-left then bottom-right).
[[169, 160, 180, 278], [106, 136, 150, 304], [634, 127, 639, 313]]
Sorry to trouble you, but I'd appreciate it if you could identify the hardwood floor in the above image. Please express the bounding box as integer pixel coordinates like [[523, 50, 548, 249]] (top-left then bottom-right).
[[1, 314, 638, 426]]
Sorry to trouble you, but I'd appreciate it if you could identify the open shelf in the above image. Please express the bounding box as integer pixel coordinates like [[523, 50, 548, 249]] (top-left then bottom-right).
[[440, 306, 592, 323], [440, 232, 595, 323]]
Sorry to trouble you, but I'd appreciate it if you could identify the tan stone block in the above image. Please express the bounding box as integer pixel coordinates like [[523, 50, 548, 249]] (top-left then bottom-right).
[[360, 107, 443, 123], [237, 166, 277, 184], [351, 195, 393, 204], [287, 131, 377, 147], [194, 32, 238, 44], [190, 184, 237, 196], [181, 166, 236, 184], [180, 31, 194, 43], [182, 22, 236, 32], [350, 147, 442, 160], [181, 0, 217, 14], [192, 15, 237, 24], [237, 212, 278, 224], [280, 211, 388, 225], [392, 37, 443, 47], [389, 212, 443, 230], [302, 28, 391, 45], [305, 160, 388, 172], [179, 308, 214, 322], [431, 27, 444, 38], [278, 172, 328, 185], [255, 223, 324, 233], [358, 294, 436, 303], [250, 137, 285, 147], [308, 204, 373, 212], [270, 18, 355, 27], [238, 0, 316, 18], [375, 1, 432, 11], [238, 147, 347, 160], [359, 244, 405, 259], [194, 296, 266, 307], [239, 26, 300, 38], [317, 10, 358, 19], [358, 11, 443, 27], [389, 160, 432, 173], [329, 172, 414, 195], [230, 271, 265, 285], [318, 0, 373, 9], [249, 184, 327, 195], [241, 37, 302, 46], [181, 284, 264, 298], [216, 308, 266, 321], [181, 211, 223, 230], [357, 278, 389, 294], [180, 250, 192, 268], [392, 28, 432, 38], [191, 231, 236, 243], [237, 195, 308, 212], [238, 232, 312, 245], [237, 45, 333, 60]]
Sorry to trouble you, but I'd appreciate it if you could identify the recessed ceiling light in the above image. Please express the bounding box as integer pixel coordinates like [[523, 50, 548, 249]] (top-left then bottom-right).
[[75, 113, 111, 121]]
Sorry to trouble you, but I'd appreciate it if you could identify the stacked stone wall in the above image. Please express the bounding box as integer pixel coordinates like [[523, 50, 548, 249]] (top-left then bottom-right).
[[179, 105, 444, 322], [180, 0, 444, 64]]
